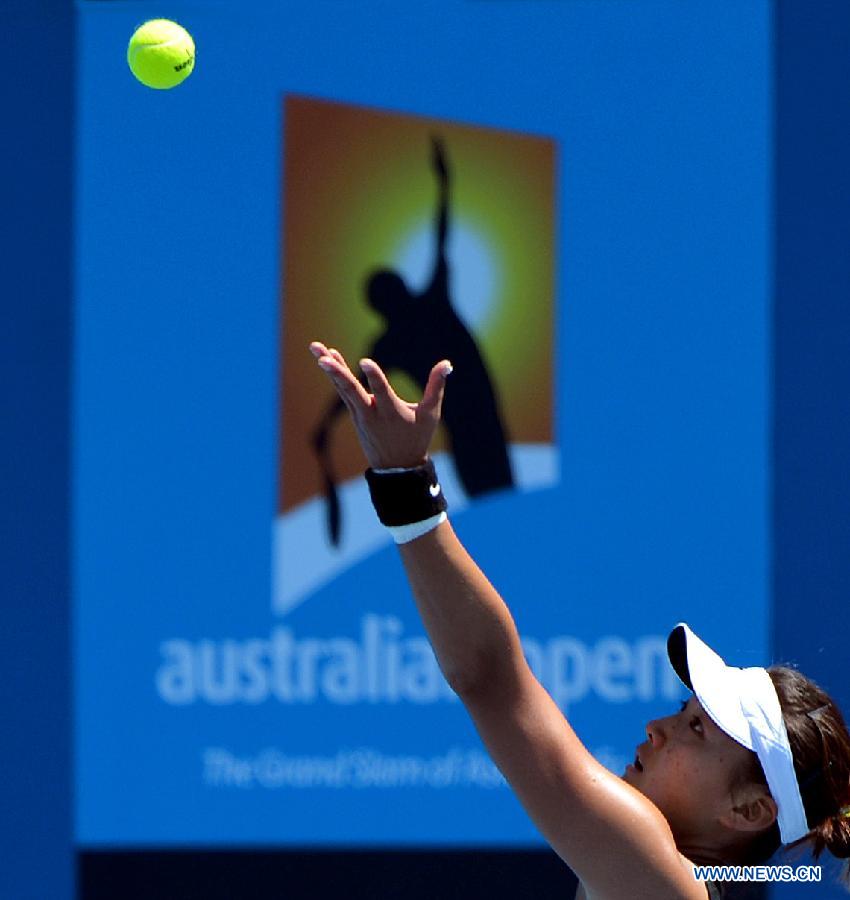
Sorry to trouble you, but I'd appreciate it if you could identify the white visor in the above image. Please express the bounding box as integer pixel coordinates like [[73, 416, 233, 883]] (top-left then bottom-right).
[[667, 623, 809, 844]]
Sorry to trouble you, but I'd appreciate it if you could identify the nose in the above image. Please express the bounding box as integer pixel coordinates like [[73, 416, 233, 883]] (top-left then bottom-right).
[[646, 717, 666, 749]]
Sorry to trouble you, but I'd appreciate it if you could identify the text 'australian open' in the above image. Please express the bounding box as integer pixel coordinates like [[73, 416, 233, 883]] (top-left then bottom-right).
[[156, 615, 680, 711]]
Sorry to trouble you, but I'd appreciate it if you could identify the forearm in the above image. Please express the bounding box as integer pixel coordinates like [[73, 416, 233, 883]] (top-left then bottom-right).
[[398, 519, 525, 696]]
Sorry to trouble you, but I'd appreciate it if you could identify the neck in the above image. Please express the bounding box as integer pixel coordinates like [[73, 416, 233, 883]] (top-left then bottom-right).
[[680, 844, 727, 867], [677, 830, 746, 867]]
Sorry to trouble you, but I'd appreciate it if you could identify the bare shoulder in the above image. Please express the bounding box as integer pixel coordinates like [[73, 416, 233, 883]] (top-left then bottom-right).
[[462, 668, 709, 899]]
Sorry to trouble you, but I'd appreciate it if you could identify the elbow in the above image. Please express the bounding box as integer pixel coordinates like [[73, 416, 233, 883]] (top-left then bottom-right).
[[443, 665, 482, 700], [442, 645, 516, 703]]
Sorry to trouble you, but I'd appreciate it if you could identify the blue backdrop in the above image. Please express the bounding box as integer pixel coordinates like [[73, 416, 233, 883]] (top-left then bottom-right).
[[4, 1, 848, 898], [74, 0, 769, 847]]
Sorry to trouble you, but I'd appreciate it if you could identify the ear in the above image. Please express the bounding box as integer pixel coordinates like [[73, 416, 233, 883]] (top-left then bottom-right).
[[721, 790, 778, 834]]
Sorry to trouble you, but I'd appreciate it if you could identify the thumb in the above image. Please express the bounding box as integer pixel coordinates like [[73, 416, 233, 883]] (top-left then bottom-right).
[[420, 360, 452, 417]]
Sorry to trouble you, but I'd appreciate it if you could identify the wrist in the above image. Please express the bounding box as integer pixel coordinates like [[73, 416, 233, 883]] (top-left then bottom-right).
[[386, 512, 447, 544], [371, 454, 428, 471], [372, 461, 427, 474], [365, 459, 448, 544]]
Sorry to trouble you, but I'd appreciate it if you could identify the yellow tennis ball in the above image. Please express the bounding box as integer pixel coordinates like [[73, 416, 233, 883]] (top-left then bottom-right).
[[127, 19, 195, 90]]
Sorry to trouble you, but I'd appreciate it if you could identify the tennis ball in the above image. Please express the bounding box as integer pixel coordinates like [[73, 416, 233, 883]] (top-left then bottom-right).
[[127, 19, 195, 90]]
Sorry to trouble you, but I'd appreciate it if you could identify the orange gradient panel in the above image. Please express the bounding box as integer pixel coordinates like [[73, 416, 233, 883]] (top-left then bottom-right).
[[281, 96, 555, 513]]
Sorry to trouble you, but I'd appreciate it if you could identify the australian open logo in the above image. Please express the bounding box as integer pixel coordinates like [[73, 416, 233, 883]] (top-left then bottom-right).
[[275, 96, 558, 616], [153, 97, 680, 739], [154, 98, 573, 713]]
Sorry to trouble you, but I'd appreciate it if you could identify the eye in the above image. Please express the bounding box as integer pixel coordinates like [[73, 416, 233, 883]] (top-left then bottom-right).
[[689, 715, 704, 736], [679, 699, 704, 735]]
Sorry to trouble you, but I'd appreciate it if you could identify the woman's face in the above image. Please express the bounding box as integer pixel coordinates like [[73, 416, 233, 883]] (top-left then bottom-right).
[[623, 695, 757, 846]]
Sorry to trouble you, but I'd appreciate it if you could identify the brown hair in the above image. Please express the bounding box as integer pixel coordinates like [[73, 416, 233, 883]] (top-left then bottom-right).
[[735, 666, 850, 879]]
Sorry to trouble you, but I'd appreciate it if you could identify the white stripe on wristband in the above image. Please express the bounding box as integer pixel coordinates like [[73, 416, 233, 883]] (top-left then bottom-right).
[[387, 511, 448, 545]]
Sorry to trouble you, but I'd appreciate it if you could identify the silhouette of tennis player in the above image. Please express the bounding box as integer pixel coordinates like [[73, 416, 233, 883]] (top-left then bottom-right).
[[312, 136, 514, 546]]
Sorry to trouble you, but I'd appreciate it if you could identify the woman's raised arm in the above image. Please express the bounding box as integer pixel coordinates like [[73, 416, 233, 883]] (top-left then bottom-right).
[[308, 342, 706, 900]]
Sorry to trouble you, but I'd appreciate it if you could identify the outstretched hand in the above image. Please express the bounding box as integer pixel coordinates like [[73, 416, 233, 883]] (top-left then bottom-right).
[[309, 342, 452, 470]]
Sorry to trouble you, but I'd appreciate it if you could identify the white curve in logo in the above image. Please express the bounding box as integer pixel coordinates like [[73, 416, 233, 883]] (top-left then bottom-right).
[[273, 445, 558, 616]]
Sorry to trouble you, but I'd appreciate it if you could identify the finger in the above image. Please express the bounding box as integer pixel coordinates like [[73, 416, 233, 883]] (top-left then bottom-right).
[[327, 347, 346, 365], [420, 359, 452, 416], [321, 366, 367, 416], [359, 358, 397, 408], [309, 343, 349, 371], [328, 348, 363, 385], [317, 355, 372, 408]]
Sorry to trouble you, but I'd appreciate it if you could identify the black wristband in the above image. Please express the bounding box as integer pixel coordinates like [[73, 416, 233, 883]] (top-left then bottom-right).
[[365, 459, 448, 526]]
